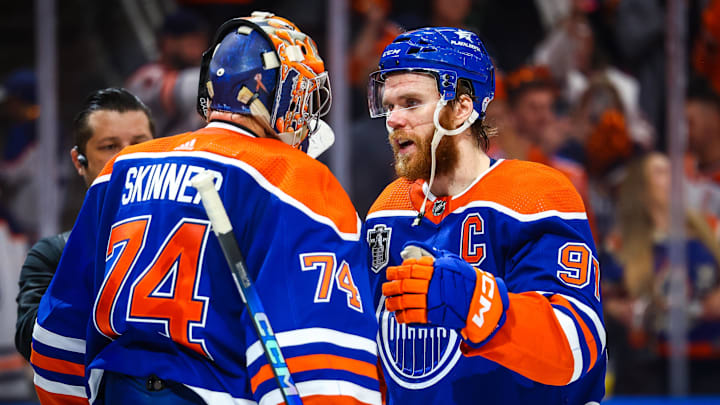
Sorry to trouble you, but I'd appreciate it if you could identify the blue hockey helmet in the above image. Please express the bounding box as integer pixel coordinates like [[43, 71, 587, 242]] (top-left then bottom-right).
[[197, 12, 331, 149], [368, 27, 494, 120]]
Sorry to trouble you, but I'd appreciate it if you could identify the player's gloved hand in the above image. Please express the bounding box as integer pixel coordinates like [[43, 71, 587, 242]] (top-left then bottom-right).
[[382, 241, 509, 346]]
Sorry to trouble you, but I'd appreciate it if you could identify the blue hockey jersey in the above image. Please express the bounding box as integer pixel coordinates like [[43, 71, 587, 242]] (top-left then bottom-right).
[[364, 158, 606, 404], [31, 122, 381, 405]]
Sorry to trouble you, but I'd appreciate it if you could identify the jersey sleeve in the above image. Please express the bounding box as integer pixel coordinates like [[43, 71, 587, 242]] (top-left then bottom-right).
[[461, 185, 606, 387], [29, 180, 108, 404], [225, 163, 381, 405]]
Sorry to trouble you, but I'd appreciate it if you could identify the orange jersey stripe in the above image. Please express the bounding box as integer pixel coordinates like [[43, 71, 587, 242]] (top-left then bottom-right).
[[251, 354, 378, 393], [550, 295, 598, 371], [31, 349, 84, 377], [35, 386, 88, 405], [103, 128, 359, 236], [461, 291, 575, 386]]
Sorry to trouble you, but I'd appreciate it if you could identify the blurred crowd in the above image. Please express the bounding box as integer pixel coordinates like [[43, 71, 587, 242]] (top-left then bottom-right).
[[2, 0, 720, 400]]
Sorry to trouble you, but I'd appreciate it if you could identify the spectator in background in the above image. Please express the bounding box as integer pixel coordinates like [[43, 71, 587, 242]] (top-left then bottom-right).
[[685, 76, 720, 235], [126, 8, 208, 137], [686, 77, 720, 185], [0, 69, 41, 238], [572, 77, 636, 242], [610, 0, 666, 145], [533, 5, 654, 151], [0, 68, 36, 405], [502, 65, 569, 162], [501, 65, 597, 239], [602, 152, 720, 395], [693, 0, 720, 97], [15, 88, 155, 361]]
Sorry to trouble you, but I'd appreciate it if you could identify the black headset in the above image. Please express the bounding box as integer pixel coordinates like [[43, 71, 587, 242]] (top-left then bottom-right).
[[73, 145, 88, 167]]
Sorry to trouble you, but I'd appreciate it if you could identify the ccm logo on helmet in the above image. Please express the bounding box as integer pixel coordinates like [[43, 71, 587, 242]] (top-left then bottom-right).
[[470, 273, 495, 329], [382, 49, 401, 57]]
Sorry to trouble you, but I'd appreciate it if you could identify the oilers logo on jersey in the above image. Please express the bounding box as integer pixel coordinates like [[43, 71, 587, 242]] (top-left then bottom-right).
[[367, 224, 392, 273], [377, 296, 462, 389]]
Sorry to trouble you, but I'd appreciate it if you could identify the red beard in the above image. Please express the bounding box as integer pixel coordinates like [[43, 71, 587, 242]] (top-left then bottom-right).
[[388, 128, 459, 181]]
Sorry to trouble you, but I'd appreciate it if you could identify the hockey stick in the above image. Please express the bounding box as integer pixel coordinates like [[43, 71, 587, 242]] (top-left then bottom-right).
[[191, 171, 302, 405]]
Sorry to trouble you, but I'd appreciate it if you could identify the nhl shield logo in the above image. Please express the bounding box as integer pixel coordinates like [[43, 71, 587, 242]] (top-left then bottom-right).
[[367, 224, 391, 273], [432, 199, 446, 216]]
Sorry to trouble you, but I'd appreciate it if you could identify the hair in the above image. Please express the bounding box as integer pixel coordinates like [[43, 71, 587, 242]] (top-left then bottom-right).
[[687, 75, 720, 109], [617, 152, 720, 297], [72, 88, 155, 153], [504, 65, 555, 107], [448, 78, 496, 151], [616, 153, 655, 298]]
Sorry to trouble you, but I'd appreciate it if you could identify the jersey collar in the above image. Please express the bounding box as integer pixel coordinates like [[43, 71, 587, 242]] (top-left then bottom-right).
[[206, 121, 258, 138]]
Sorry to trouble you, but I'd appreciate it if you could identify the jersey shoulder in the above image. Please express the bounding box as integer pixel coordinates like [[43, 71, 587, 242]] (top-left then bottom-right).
[[367, 177, 416, 215], [472, 159, 586, 215], [103, 128, 359, 235]]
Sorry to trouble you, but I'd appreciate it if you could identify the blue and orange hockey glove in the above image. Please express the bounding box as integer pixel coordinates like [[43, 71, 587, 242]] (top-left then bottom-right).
[[382, 242, 509, 346]]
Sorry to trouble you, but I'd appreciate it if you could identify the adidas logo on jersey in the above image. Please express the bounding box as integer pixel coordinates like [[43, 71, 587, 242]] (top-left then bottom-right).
[[174, 139, 197, 151]]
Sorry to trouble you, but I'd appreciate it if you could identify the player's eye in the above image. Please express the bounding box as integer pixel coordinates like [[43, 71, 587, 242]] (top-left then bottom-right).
[[383, 103, 395, 112], [405, 99, 420, 108], [100, 144, 119, 151]]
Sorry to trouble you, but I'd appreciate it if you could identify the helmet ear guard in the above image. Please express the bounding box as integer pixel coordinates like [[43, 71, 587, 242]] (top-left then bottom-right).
[[196, 12, 332, 152]]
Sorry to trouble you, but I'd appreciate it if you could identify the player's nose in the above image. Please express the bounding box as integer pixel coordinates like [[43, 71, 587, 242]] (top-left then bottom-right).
[[386, 108, 407, 130]]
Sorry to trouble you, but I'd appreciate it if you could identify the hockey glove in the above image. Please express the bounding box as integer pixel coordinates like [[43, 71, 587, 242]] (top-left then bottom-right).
[[382, 242, 509, 346]]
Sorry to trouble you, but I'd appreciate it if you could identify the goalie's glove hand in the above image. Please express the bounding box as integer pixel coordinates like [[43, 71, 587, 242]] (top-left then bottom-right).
[[382, 241, 509, 346]]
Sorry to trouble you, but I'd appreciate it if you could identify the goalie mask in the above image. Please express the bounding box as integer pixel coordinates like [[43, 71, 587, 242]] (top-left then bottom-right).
[[197, 12, 332, 152]]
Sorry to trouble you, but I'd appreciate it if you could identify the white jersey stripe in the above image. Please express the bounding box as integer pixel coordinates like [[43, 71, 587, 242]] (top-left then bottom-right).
[[366, 210, 418, 220], [34, 373, 87, 398], [113, 151, 361, 241], [536, 291, 606, 351], [186, 384, 258, 405], [553, 308, 583, 384], [555, 294, 607, 351], [90, 173, 111, 188], [246, 328, 377, 367], [367, 202, 587, 223], [454, 200, 587, 221], [33, 322, 86, 354], [259, 380, 381, 405]]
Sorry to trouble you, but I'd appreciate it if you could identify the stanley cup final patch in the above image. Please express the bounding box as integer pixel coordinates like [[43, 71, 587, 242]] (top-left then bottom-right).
[[367, 224, 392, 273]]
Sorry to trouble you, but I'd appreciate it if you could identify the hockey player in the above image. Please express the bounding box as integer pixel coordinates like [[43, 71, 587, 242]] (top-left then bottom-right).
[[31, 13, 380, 405], [364, 27, 606, 404]]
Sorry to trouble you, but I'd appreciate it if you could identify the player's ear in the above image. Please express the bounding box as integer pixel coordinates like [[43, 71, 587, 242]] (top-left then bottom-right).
[[453, 94, 474, 127], [70, 147, 86, 177]]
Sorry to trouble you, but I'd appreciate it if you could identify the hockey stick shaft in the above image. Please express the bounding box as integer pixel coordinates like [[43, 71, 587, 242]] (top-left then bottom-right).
[[192, 171, 302, 405]]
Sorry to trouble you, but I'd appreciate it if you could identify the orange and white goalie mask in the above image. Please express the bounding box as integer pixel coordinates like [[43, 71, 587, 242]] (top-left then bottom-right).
[[197, 12, 333, 156]]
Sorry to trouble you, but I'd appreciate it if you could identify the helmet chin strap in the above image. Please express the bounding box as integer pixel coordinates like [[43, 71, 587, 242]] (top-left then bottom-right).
[[412, 98, 479, 226]]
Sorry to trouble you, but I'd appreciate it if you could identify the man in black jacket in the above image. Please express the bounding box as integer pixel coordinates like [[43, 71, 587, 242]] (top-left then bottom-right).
[[15, 88, 155, 360]]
